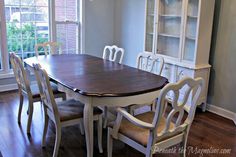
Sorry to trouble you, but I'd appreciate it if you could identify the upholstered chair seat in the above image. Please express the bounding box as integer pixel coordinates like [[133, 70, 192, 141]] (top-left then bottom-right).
[[58, 99, 103, 122], [109, 111, 178, 146], [30, 82, 64, 99]]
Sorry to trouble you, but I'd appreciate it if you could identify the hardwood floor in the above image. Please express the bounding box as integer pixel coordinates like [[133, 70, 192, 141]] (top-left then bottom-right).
[[0, 90, 235, 157]]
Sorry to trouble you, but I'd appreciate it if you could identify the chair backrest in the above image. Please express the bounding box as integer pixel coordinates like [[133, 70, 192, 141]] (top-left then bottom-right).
[[10, 52, 32, 95], [136, 52, 164, 75], [103, 45, 124, 64], [33, 63, 59, 122], [153, 77, 204, 140], [35, 42, 62, 57]]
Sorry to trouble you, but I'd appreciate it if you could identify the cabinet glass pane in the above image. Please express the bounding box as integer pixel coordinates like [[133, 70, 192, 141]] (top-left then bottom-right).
[[157, 36, 180, 58], [183, 39, 195, 61], [145, 0, 155, 52], [183, 0, 199, 61], [156, 0, 183, 58], [159, 0, 182, 15], [188, 0, 199, 17], [159, 16, 181, 36]]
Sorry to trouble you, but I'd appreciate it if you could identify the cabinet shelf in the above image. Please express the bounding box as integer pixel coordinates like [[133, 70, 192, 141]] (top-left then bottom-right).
[[157, 49, 169, 53], [148, 13, 155, 16], [159, 33, 180, 38], [186, 35, 196, 40], [147, 32, 154, 35], [188, 15, 198, 19], [159, 14, 182, 18]]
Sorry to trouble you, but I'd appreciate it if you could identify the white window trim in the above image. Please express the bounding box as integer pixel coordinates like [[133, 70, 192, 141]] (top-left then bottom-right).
[[50, 0, 84, 54], [80, 0, 85, 54], [0, 0, 10, 74], [0, 0, 85, 77]]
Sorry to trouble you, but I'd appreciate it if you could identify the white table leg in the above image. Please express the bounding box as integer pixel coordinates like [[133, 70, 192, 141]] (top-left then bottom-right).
[[84, 102, 94, 157]]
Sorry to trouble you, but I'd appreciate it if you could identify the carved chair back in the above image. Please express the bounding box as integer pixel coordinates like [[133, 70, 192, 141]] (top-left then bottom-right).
[[10, 52, 32, 95], [103, 45, 124, 64], [152, 77, 204, 145], [33, 63, 60, 123], [136, 52, 164, 75], [35, 42, 62, 57]]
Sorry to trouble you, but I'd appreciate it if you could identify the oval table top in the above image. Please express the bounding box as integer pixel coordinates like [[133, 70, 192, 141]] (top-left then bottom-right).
[[24, 54, 168, 97]]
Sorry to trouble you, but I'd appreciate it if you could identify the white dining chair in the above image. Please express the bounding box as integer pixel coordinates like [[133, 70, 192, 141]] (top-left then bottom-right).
[[103, 45, 124, 64], [102, 45, 125, 128], [136, 52, 164, 75], [33, 63, 103, 157], [107, 77, 204, 157], [10, 52, 66, 134], [129, 52, 164, 115], [35, 42, 62, 57]]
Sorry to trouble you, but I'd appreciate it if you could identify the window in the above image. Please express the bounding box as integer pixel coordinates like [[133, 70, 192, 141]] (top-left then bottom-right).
[[0, 0, 83, 74], [53, 0, 80, 54], [5, 0, 49, 59]]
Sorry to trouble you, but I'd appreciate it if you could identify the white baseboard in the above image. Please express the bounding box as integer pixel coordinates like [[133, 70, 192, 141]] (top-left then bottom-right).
[[0, 83, 18, 92], [207, 104, 236, 126]]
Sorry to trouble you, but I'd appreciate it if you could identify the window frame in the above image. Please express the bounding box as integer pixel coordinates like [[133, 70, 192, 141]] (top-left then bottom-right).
[[50, 0, 82, 54], [0, 0, 84, 76], [0, 0, 10, 74]]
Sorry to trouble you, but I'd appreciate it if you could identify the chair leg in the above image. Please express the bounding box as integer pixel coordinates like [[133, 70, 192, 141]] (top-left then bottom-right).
[[42, 114, 49, 148], [129, 106, 135, 116], [97, 115, 103, 153], [107, 128, 113, 157], [53, 126, 62, 157], [180, 137, 188, 157], [145, 150, 153, 157], [17, 93, 24, 123], [27, 99, 34, 134], [145, 142, 153, 157], [79, 120, 85, 135], [103, 106, 108, 128], [145, 153, 152, 157], [202, 102, 207, 112]]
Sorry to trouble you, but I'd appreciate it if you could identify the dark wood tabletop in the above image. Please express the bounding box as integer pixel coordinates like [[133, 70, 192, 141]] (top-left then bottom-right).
[[24, 54, 168, 97]]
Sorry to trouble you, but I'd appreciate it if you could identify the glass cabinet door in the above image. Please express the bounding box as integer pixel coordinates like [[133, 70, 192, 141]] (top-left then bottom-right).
[[156, 0, 183, 59], [183, 0, 199, 62], [145, 0, 155, 52]]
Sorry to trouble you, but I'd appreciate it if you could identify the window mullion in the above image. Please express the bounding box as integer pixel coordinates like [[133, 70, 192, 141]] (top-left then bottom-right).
[[50, 0, 56, 42], [0, 0, 10, 72]]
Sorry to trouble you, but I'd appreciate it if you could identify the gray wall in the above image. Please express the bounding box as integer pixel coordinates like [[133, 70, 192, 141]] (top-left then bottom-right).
[[208, 0, 236, 112], [84, 0, 115, 57], [114, 0, 145, 67]]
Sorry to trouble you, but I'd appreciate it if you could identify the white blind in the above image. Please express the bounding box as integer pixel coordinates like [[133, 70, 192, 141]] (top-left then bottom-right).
[[54, 0, 80, 54]]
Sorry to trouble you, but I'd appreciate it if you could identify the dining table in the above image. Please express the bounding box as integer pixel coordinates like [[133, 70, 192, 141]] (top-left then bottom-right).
[[24, 54, 168, 157]]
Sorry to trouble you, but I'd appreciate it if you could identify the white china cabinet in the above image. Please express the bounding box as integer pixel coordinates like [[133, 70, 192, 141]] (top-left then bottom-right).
[[144, 0, 215, 111]]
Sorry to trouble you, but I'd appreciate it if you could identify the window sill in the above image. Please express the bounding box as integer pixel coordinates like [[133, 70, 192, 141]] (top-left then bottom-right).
[[0, 71, 14, 79]]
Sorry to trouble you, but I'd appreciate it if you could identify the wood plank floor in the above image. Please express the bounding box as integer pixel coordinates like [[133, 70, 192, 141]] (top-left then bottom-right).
[[0, 90, 235, 157]]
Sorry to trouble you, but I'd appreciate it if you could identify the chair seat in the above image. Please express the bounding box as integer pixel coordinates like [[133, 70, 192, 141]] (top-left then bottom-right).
[[31, 82, 64, 98], [109, 111, 179, 146], [58, 99, 103, 122]]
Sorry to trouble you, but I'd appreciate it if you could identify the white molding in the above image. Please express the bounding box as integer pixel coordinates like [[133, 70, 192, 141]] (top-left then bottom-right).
[[0, 0, 10, 71], [80, 0, 85, 54], [0, 72, 14, 79], [207, 104, 236, 126], [0, 83, 18, 92]]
